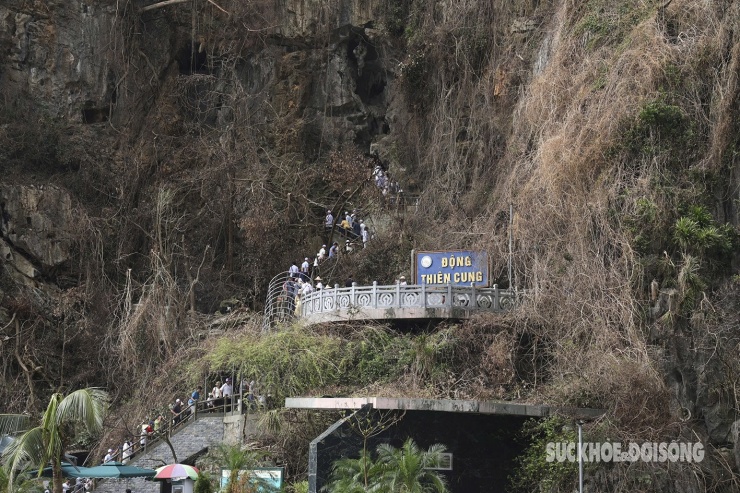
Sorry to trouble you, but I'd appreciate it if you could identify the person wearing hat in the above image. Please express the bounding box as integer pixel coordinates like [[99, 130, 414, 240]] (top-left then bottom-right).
[[318, 244, 327, 261], [329, 242, 339, 259], [221, 378, 234, 412], [399, 275, 408, 286], [314, 276, 323, 290], [171, 398, 183, 425], [300, 257, 310, 275], [345, 239, 354, 254], [103, 448, 114, 463], [325, 210, 334, 228]]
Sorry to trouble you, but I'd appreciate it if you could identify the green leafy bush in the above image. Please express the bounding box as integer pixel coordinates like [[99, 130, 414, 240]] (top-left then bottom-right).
[[622, 97, 696, 161], [205, 328, 343, 403], [673, 205, 735, 258], [509, 417, 578, 492], [195, 472, 214, 493]]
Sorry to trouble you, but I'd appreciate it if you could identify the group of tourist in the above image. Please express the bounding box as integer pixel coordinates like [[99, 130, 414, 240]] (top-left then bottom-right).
[[281, 208, 369, 317], [108, 379, 269, 467], [323, 209, 371, 251], [279, 276, 317, 318], [373, 163, 401, 199], [58, 478, 92, 493]]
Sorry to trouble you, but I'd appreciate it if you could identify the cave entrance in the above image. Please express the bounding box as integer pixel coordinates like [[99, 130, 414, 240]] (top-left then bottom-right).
[[347, 38, 386, 105], [82, 107, 108, 124], [177, 41, 209, 74]]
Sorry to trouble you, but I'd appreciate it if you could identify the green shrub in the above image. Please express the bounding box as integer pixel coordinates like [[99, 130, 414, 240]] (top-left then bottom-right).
[[205, 328, 344, 403], [288, 480, 309, 493], [195, 472, 214, 493], [622, 97, 695, 161], [509, 417, 578, 492], [673, 205, 735, 258]]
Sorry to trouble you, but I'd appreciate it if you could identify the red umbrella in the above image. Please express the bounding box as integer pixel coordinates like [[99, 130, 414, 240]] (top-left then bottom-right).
[[154, 464, 199, 480]]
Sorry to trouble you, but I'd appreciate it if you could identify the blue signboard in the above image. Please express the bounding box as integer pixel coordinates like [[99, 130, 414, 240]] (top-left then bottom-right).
[[415, 250, 489, 286]]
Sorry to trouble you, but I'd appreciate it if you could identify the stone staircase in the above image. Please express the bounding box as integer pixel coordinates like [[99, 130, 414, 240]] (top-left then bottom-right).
[[92, 413, 251, 493]]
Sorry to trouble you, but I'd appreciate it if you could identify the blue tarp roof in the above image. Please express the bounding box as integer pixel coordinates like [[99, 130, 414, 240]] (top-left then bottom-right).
[[38, 462, 156, 479]]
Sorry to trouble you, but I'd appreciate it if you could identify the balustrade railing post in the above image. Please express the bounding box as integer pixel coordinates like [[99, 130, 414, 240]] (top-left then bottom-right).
[[493, 284, 500, 311], [447, 283, 452, 308], [471, 282, 476, 309], [422, 282, 427, 308], [351, 282, 356, 306], [372, 281, 378, 308], [319, 288, 324, 313], [334, 284, 339, 311], [396, 281, 401, 308]]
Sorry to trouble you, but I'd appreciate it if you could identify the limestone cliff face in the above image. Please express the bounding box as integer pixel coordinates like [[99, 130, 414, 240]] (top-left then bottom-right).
[[0, 184, 74, 280], [0, 1, 118, 120], [1, 0, 739, 489], [0, 0, 396, 139]]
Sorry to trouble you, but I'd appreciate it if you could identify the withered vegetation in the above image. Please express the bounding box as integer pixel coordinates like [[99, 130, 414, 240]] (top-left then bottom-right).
[[0, 0, 739, 489]]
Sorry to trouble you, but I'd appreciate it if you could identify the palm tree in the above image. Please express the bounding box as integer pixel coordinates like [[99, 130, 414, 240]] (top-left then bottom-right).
[[375, 438, 448, 493], [0, 388, 109, 493], [325, 439, 449, 493], [323, 450, 384, 493], [200, 444, 263, 493]]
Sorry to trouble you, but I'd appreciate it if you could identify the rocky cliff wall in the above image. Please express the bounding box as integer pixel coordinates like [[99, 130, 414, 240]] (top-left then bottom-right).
[[1, 0, 739, 490]]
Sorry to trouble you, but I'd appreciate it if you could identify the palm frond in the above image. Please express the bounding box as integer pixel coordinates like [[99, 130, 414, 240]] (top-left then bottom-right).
[[0, 415, 30, 437], [2, 427, 45, 487], [56, 389, 109, 433], [41, 395, 63, 466]]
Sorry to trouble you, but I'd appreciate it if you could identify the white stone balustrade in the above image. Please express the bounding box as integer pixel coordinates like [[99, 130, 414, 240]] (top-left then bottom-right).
[[299, 282, 518, 324]]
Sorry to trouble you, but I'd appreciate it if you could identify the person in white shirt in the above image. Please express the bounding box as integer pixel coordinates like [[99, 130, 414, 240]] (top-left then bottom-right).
[[301, 282, 314, 296], [399, 276, 408, 286], [220, 378, 234, 412], [300, 258, 310, 275], [122, 441, 132, 464], [221, 378, 233, 397], [314, 276, 323, 290], [212, 382, 222, 399], [325, 210, 334, 228], [104, 448, 114, 463]]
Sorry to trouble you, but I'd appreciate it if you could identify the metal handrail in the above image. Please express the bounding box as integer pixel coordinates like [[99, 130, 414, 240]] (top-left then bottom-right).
[[119, 394, 264, 462], [262, 271, 302, 331], [301, 282, 519, 318]]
